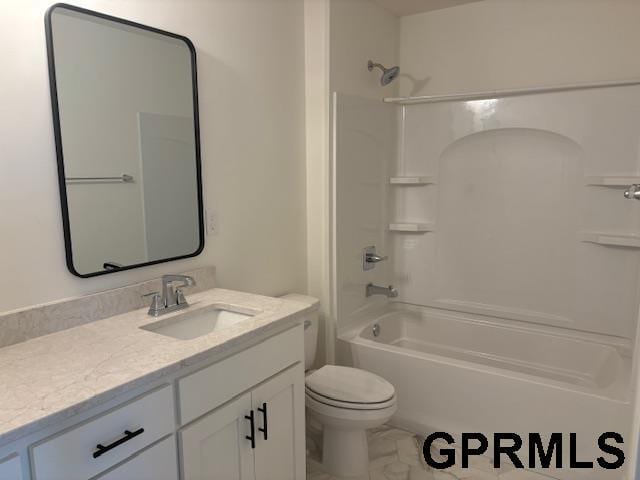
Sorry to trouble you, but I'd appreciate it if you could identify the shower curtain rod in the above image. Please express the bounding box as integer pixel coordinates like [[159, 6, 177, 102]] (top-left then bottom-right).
[[383, 78, 640, 105]]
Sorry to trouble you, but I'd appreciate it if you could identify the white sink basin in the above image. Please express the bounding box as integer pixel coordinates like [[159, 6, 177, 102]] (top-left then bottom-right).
[[141, 307, 255, 340]]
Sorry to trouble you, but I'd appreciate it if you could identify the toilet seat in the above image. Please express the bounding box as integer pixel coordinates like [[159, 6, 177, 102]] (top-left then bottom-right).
[[305, 365, 396, 410], [305, 387, 396, 410]]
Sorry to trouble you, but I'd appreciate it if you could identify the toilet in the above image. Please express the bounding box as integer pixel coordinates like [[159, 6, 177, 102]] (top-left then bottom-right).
[[283, 294, 397, 478], [305, 365, 397, 477]]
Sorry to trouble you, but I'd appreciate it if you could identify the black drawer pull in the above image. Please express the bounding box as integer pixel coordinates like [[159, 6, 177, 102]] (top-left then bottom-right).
[[93, 428, 144, 459], [258, 403, 268, 440], [245, 410, 256, 449]]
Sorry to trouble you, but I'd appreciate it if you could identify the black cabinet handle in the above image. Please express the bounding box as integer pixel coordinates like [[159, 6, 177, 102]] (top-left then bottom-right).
[[258, 403, 268, 440], [93, 428, 144, 459], [245, 410, 256, 449]]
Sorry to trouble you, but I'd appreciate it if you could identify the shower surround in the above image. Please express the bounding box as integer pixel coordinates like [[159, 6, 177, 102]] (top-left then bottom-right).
[[331, 84, 640, 480]]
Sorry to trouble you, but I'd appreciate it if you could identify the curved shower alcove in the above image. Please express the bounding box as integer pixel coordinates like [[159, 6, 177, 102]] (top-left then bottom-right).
[[432, 127, 583, 327]]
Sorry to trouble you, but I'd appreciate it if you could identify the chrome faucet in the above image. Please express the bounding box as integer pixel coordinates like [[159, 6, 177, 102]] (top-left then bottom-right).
[[624, 184, 640, 200], [366, 283, 398, 298], [363, 246, 388, 271], [144, 274, 196, 316]]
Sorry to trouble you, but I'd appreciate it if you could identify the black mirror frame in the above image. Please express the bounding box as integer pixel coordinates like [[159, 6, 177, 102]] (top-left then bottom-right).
[[44, 3, 205, 278]]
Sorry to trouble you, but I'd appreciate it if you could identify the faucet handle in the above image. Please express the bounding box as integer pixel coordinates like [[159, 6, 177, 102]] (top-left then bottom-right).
[[365, 253, 388, 263], [363, 246, 388, 271], [142, 291, 163, 316], [176, 288, 189, 306], [624, 184, 640, 200]]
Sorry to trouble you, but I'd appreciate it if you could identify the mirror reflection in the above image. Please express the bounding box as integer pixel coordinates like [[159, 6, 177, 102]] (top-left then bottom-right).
[[47, 5, 203, 277]]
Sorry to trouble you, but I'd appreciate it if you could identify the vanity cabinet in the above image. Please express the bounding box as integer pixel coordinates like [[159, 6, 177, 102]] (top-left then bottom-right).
[[3, 324, 305, 480], [0, 454, 22, 480], [181, 364, 305, 480]]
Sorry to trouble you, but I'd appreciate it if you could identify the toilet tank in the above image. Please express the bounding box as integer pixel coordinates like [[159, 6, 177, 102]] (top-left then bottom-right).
[[280, 294, 319, 370]]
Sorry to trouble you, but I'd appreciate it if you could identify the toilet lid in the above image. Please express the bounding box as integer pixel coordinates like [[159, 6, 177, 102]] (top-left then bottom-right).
[[305, 365, 395, 404], [306, 387, 396, 411]]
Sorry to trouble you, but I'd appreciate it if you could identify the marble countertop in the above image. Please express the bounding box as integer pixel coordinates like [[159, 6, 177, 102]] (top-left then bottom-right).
[[0, 288, 315, 447]]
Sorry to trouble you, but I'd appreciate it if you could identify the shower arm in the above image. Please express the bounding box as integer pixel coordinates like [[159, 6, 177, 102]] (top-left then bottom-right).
[[368, 61, 384, 72]]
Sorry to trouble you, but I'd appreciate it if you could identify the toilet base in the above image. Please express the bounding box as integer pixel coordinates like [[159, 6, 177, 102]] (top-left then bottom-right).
[[322, 426, 369, 477]]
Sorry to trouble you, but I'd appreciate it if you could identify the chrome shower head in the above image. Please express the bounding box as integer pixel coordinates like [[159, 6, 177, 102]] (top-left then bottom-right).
[[368, 60, 400, 86]]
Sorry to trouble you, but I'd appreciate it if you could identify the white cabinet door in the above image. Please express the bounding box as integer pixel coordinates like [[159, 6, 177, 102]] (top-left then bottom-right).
[[0, 454, 22, 480], [98, 436, 177, 480], [252, 364, 305, 480], [181, 392, 255, 480]]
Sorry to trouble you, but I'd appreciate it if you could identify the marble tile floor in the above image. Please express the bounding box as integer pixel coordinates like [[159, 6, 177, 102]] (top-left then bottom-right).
[[306, 425, 557, 480]]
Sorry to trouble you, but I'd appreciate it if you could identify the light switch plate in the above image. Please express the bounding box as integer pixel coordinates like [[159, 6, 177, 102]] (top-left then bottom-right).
[[205, 209, 217, 235]]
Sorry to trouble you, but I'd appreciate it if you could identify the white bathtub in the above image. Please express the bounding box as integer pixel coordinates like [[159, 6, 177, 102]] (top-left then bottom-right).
[[337, 304, 633, 480]]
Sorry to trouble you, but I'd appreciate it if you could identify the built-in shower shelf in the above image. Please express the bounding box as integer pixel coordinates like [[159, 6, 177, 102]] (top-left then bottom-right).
[[585, 176, 640, 186], [388, 222, 435, 233], [581, 232, 640, 248], [389, 176, 436, 185]]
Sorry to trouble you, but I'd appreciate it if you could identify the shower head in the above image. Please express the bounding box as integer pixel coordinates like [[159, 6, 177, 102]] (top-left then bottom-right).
[[368, 60, 400, 86]]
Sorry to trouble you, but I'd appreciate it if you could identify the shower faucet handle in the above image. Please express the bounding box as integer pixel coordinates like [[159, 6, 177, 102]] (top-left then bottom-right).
[[366, 253, 388, 263], [363, 246, 388, 271], [624, 184, 640, 200]]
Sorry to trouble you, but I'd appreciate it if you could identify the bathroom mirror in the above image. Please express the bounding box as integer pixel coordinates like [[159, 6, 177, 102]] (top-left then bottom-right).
[[45, 4, 204, 278]]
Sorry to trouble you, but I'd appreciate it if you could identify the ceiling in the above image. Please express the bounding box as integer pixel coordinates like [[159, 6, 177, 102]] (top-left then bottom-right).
[[370, 0, 484, 17]]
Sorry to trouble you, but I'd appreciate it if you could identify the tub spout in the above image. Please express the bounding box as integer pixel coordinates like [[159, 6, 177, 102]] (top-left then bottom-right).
[[366, 283, 399, 298]]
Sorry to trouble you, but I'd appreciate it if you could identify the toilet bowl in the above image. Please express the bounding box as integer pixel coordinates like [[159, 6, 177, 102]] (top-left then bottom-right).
[[305, 365, 397, 477], [280, 294, 397, 478]]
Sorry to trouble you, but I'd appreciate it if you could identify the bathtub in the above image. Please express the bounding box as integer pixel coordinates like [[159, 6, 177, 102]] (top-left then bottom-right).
[[337, 303, 633, 480]]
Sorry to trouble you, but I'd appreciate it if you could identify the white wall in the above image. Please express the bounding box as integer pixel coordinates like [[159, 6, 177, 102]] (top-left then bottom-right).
[[329, 0, 399, 327], [309, 0, 399, 359], [329, 0, 399, 98], [0, 0, 307, 313], [303, 0, 399, 362], [399, 0, 640, 97], [304, 0, 331, 365]]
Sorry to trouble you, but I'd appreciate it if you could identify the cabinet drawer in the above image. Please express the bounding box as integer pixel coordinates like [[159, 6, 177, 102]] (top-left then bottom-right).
[[179, 325, 303, 425], [98, 436, 177, 480], [31, 385, 174, 480]]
